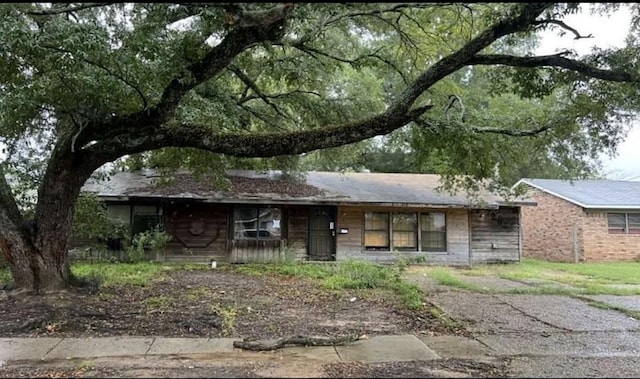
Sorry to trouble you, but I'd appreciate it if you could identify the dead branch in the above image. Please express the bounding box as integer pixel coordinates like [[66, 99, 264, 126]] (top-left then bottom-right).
[[233, 334, 360, 351]]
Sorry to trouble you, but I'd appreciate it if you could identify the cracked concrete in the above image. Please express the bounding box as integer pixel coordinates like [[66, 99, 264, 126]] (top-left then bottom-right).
[[405, 270, 640, 377]]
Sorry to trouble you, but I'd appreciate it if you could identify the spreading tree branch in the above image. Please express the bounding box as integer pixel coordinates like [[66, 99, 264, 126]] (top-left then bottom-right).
[[227, 65, 291, 120], [42, 46, 149, 109], [534, 19, 593, 39], [82, 104, 434, 165], [239, 89, 322, 104], [79, 3, 553, 170], [81, 3, 294, 145], [468, 53, 637, 82], [471, 125, 554, 136]]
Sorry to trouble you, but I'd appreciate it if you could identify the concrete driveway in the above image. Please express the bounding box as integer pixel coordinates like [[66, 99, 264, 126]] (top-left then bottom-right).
[[405, 270, 640, 378]]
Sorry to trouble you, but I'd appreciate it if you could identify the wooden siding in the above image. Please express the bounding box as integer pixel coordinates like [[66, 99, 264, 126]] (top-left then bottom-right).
[[164, 203, 229, 262], [470, 207, 520, 264], [286, 205, 309, 260], [335, 205, 470, 265]]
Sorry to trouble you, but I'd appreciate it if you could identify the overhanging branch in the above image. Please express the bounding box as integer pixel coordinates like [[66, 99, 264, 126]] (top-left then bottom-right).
[[228, 65, 291, 120], [83, 105, 433, 163], [416, 119, 554, 137], [534, 19, 593, 40], [468, 54, 636, 82], [81, 3, 294, 145]]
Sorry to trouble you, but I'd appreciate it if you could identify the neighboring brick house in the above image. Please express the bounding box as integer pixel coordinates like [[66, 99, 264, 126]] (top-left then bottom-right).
[[515, 178, 640, 262]]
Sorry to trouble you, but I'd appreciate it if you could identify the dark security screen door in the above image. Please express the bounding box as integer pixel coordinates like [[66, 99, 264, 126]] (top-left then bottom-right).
[[308, 207, 336, 261]]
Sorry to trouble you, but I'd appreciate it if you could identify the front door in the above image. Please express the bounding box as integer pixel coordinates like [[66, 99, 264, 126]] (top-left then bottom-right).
[[308, 207, 336, 261]]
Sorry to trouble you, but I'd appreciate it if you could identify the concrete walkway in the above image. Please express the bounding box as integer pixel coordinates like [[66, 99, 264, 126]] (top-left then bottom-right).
[[0, 334, 440, 364]]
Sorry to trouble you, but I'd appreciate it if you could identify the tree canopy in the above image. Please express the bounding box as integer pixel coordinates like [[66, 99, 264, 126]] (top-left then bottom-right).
[[1, 2, 640, 291]]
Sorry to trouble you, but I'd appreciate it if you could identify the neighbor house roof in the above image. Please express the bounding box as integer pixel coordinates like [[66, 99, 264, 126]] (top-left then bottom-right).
[[82, 170, 532, 209], [515, 178, 640, 209]]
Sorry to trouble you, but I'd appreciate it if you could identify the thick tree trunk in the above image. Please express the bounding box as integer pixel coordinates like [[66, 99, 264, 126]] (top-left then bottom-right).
[[5, 237, 71, 293], [3, 141, 97, 293]]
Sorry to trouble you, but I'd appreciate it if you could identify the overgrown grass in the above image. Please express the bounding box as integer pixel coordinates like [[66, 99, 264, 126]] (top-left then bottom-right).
[[228, 259, 425, 310], [417, 259, 640, 296], [71, 262, 171, 287]]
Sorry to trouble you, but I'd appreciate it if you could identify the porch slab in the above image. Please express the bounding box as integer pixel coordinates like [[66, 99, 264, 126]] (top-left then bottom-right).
[[335, 334, 439, 362]]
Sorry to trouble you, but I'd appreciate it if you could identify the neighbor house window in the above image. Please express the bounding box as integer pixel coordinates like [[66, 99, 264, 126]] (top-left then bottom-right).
[[421, 213, 446, 252], [233, 207, 281, 240], [364, 211, 447, 252], [364, 212, 389, 250], [608, 213, 640, 234], [392, 213, 417, 251]]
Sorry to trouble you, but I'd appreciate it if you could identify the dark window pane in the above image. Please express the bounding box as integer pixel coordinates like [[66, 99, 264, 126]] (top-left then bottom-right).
[[608, 213, 626, 234], [628, 213, 640, 234], [234, 207, 282, 240], [234, 208, 258, 240], [421, 213, 446, 251]]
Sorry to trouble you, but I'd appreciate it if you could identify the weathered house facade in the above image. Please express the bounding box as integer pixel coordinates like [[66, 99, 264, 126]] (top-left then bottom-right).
[[516, 178, 640, 262], [80, 170, 530, 266]]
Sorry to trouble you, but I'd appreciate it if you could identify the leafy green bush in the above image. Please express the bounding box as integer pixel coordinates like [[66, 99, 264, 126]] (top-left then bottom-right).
[[125, 226, 171, 262], [72, 193, 129, 243]]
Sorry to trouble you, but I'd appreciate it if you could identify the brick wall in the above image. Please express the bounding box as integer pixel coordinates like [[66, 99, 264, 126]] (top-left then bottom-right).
[[522, 185, 640, 262], [520, 187, 584, 262], [581, 211, 640, 262]]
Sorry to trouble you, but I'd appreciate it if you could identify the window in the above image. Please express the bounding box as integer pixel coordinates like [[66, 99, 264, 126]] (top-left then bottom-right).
[[421, 213, 446, 252], [234, 207, 281, 240], [608, 213, 640, 234], [628, 214, 640, 234], [393, 213, 417, 251], [364, 211, 447, 252], [364, 212, 389, 250], [132, 205, 161, 236]]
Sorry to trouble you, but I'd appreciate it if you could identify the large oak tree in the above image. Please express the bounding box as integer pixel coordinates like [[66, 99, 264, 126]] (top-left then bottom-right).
[[1, 3, 639, 293]]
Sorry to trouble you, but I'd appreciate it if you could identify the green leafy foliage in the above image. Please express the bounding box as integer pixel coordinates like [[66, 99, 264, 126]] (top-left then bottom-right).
[[71, 193, 128, 242], [125, 226, 172, 263]]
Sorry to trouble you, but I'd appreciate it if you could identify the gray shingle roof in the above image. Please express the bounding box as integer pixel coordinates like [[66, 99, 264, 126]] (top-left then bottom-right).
[[517, 178, 640, 209], [82, 170, 529, 208]]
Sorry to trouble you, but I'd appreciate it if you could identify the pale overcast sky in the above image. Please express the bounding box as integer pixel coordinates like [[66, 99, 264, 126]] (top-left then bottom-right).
[[537, 4, 639, 180]]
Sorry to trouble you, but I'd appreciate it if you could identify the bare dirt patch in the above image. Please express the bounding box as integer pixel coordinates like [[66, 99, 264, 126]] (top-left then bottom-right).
[[0, 267, 460, 339], [0, 267, 506, 378]]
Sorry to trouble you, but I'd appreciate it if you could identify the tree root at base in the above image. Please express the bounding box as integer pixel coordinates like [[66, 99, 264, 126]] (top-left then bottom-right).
[[233, 334, 360, 351]]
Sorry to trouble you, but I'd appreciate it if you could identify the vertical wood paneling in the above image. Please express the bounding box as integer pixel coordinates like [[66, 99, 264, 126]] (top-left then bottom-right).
[[470, 207, 520, 264]]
